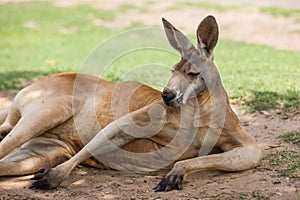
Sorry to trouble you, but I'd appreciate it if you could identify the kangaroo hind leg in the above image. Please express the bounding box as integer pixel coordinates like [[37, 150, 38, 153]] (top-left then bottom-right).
[[0, 108, 11, 140], [0, 137, 72, 176], [0, 103, 20, 141], [0, 96, 74, 159], [0, 108, 8, 125]]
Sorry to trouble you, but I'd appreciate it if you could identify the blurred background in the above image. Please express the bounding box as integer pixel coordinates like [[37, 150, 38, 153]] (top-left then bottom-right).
[[0, 0, 299, 112]]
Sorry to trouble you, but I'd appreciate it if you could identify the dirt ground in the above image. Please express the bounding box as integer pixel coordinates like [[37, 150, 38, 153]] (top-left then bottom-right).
[[0, 108, 299, 199], [0, 0, 299, 199]]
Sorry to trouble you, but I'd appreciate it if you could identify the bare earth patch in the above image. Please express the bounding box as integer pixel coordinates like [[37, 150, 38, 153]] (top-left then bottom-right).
[[97, 2, 300, 51], [60, 0, 300, 51], [0, 0, 299, 199], [4, 0, 298, 50], [0, 105, 299, 199]]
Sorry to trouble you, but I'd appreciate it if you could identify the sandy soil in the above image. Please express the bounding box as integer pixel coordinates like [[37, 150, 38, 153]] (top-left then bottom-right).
[[0, 0, 299, 199], [0, 106, 299, 199]]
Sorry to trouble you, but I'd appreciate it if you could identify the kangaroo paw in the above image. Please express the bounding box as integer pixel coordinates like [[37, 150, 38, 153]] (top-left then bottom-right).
[[30, 168, 65, 190], [154, 174, 184, 192]]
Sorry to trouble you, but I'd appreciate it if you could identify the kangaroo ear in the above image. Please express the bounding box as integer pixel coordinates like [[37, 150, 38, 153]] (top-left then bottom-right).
[[197, 15, 219, 55], [162, 18, 194, 57]]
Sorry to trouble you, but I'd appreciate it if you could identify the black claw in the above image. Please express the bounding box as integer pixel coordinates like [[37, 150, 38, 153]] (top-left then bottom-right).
[[154, 174, 184, 192], [29, 184, 36, 189], [165, 185, 171, 192], [177, 183, 182, 190], [153, 177, 167, 192], [30, 180, 51, 190], [31, 168, 50, 180], [38, 168, 47, 173], [177, 175, 183, 190], [30, 168, 55, 190], [154, 186, 161, 192]]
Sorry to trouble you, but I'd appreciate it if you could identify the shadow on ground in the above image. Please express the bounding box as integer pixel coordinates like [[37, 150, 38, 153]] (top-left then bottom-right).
[[244, 90, 300, 114], [0, 70, 63, 91]]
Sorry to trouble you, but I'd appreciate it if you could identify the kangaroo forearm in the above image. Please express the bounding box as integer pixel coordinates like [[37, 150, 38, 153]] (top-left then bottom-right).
[[178, 145, 262, 176]]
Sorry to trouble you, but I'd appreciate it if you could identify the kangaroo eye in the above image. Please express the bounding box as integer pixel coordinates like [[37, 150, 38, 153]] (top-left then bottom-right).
[[187, 72, 200, 77]]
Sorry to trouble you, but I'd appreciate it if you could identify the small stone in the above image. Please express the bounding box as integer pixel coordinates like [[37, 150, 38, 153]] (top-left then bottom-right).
[[275, 192, 283, 196], [272, 180, 281, 184], [280, 115, 288, 120], [111, 181, 121, 187], [242, 121, 250, 126], [251, 113, 257, 117], [124, 179, 134, 185], [286, 177, 290, 182], [259, 177, 267, 181]]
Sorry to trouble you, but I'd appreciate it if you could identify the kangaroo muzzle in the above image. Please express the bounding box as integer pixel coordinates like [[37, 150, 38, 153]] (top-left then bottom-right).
[[161, 88, 176, 106]]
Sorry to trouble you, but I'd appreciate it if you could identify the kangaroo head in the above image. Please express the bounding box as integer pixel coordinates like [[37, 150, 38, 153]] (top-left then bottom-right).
[[161, 16, 220, 107]]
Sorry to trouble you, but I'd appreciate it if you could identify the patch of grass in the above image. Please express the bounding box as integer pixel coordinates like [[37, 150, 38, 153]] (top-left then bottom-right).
[[268, 131, 300, 178], [125, 21, 148, 29], [243, 90, 299, 113], [239, 190, 269, 200], [239, 192, 249, 200], [118, 3, 148, 13], [0, 2, 117, 70], [102, 49, 177, 90], [269, 150, 300, 178], [260, 7, 300, 18], [0, 2, 118, 90], [279, 131, 300, 148], [214, 40, 300, 99], [118, 3, 138, 11], [213, 39, 300, 113], [268, 132, 300, 178], [173, 2, 242, 12], [0, 70, 61, 91], [0, 2, 299, 114]]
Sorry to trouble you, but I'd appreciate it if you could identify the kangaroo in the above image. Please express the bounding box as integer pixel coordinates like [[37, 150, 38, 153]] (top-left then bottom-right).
[[0, 16, 261, 192]]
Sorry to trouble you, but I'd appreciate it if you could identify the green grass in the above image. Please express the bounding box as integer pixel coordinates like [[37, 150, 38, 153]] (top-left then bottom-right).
[[239, 190, 269, 200], [269, 150, 300, 178], [268, 131, 300, 178], [0, 1, 117, 83], [0, 2, 299, 113], [279, 131, 300, 148], [260, 7, 300, 18], [171, 2, 242, 12], [214, 40, 300, 113], [118, 3, 148, 13], [242, 90, 299, 113]]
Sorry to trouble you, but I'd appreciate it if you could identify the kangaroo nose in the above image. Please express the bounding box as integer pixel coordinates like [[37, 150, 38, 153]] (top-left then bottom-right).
[[162, 88, 176, 105]]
